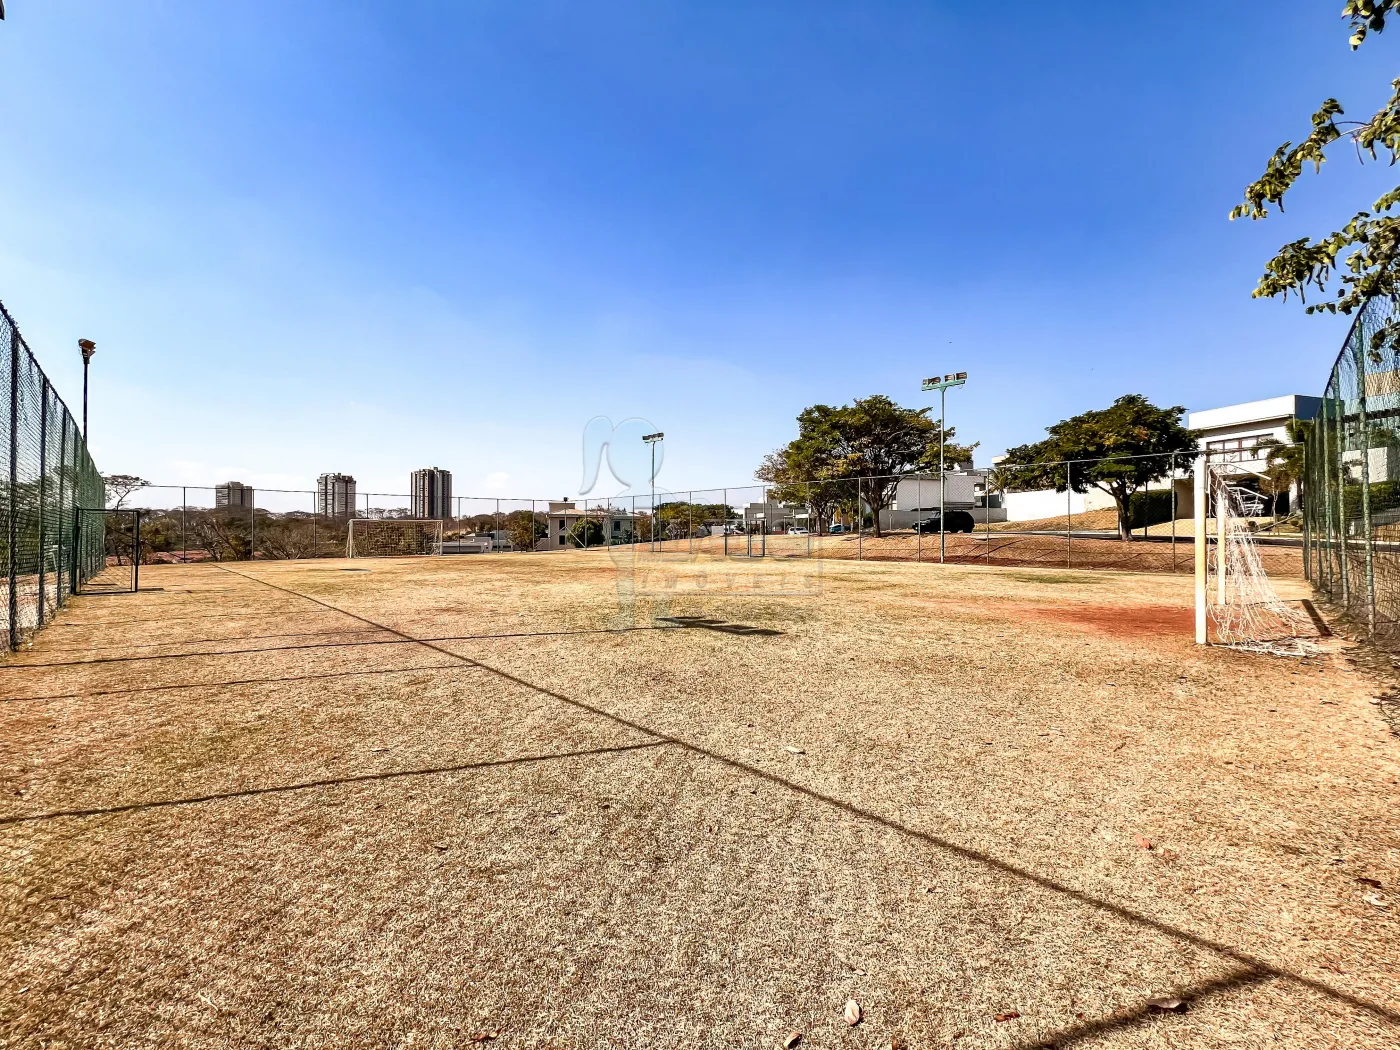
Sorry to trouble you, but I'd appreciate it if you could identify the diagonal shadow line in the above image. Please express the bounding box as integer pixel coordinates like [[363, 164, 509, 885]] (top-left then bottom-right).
[[48, 607, 346, 629], [1008, 966, 1275, 1049], [212, 563, 1400, 1029], [0, 740, 669, 826], [34, 626, 394, 654], [0, 625, 680, 670], [3, 663, 474, 705]]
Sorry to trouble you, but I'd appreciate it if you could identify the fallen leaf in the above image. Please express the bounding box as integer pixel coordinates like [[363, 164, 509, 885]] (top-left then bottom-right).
[[1363, 894, 1389, 908], [1133, 835, 1154, 851], [844, 999, 863, 1025], [783, 1032, 802, 1049], [370, 747, 390, 753], [1356, 877, 1383, 889], [469, 1033, 497, 1044], [994, 1011, 1020, 1022], [1147, 997, 1187, 1012], [784, 746, 805, 755], [432, 842, 449, 851], [889, 1038, 905, 1050]]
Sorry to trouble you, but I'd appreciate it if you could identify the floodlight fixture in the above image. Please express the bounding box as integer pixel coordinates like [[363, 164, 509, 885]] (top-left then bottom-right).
[[78, 339, 96, 441], [642, 432, 664, 550], [918, 369, 969, 563]]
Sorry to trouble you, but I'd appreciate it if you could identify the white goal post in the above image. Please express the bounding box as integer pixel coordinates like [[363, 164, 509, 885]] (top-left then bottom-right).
[[1194, 453, 1311, 654], [346, 518, 444, 558]]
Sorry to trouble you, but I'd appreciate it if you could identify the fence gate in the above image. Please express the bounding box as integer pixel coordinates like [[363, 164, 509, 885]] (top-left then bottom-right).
[[74, 508, 141, 594]]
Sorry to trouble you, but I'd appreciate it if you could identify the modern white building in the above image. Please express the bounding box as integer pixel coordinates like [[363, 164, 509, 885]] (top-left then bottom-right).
[[1184, 394, 1321, 514]]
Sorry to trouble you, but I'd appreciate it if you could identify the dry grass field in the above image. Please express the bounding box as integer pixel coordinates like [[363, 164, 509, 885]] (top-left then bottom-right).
[[1, 551, 1397, 1049]]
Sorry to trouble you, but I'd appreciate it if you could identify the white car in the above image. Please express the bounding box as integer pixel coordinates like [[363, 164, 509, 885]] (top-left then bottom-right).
[[788, 528, 810, 536]]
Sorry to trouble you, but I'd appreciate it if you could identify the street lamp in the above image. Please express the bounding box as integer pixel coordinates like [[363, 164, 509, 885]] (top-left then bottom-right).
[[921, 371, 968, 563], [642, 431, 664, 551], [78, 339, 96, 442]]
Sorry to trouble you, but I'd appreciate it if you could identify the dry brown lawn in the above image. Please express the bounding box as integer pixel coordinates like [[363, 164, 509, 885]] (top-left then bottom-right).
[[1, 552, 1396, 1049]]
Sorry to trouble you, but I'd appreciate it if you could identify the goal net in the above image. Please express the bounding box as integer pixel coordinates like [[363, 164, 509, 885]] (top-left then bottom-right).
[[1196, 457, 1312, 655], [346, 518, 444, 558]]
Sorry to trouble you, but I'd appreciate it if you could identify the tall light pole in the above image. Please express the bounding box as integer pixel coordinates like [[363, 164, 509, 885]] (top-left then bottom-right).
[[642, 431, 664, 551], [78, 339, 96, 442], [921, 371, 967, 563]]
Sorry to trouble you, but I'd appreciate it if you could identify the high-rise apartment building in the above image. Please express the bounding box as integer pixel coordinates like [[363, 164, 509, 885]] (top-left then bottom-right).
[[215, 481, 254, 509], [410, 468, 452, 519], [317, 473, 358, 517]]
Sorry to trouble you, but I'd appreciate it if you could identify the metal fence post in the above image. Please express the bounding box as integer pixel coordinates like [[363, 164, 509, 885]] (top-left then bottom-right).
[[249, 490, 255, 561], [723, 488, 728, 556], [1355, 338, 1377, 632], [857, 477, 863, 561], [36, 380, 47, 626], [1301, 438, 1311, 581], [181, 486, 188, 563], [1321, 393, 1335, 595], [55, 415, 67, 601], [1066, 461, 1072, 569], [1170, 453, 1177, 573], [984, 472, 991, 565], [1334, 385, 1350, 605], [9, 328, 21, 650]]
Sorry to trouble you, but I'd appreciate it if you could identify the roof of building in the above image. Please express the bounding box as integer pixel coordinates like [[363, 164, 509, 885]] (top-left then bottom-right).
[[1186, 394, 1321, 432]]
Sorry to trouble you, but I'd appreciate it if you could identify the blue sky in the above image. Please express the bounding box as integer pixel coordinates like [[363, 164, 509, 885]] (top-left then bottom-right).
[[1, 1, 1395, 509]]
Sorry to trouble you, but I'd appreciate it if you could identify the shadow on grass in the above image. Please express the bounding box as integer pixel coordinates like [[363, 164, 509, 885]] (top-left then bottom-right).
[[0, 740, 668, 826], [1009, 966, 1274, 1048], [0, 625, 683, 670], [2, 662, 474, 705]]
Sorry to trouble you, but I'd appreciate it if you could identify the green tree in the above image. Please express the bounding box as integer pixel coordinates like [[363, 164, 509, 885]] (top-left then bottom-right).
[[103, 474, 149, 510], [1001, 395, 1197, 541], [504, 509, 546, 551], [762, 395, 977, 538], [1231, 3, 1400, 355]]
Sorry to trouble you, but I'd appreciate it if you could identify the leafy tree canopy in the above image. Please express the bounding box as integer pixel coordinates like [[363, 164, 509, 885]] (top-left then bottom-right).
[[1232, 2, 1400, 355], [758, 394, 977, 536], [999, 395, 1196, 540]]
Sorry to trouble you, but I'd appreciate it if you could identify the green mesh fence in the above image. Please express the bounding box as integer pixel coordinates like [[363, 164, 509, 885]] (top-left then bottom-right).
[[0, 298, 105, 650], [1304, 294, 1400, 638]]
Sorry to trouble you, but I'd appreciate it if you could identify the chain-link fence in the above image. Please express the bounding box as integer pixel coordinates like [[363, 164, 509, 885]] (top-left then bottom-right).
[[1304, 293, 1400, 638], [0, 299, 105, 651], [113, 449, 1308, 580]]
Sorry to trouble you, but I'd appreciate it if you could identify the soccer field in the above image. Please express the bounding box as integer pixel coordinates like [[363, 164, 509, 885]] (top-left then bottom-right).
[[2, 553, 1396, 1048]]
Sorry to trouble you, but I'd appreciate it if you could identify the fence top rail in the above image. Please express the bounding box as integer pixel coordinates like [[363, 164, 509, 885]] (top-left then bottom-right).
[[119, 449, 1242, 512]]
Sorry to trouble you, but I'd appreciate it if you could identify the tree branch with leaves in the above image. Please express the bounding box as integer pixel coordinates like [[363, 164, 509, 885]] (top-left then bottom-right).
[[1232, 2, 1400, 356]]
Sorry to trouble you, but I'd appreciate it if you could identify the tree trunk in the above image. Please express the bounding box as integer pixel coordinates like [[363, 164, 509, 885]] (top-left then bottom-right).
[[1114, 489, 1132, 541]]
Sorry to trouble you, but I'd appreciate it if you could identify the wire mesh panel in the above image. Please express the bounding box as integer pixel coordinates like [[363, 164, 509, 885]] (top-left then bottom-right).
[[0, 299, 105, 649], [1304, 293, 1400, 641]]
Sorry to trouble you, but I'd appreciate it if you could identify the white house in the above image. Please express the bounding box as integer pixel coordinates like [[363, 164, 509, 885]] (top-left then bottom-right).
[[538, 501, 636, 549]]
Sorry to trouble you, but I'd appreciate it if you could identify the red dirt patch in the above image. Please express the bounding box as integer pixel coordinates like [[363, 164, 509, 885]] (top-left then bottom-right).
[[1021, 602, 1192, 639]]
